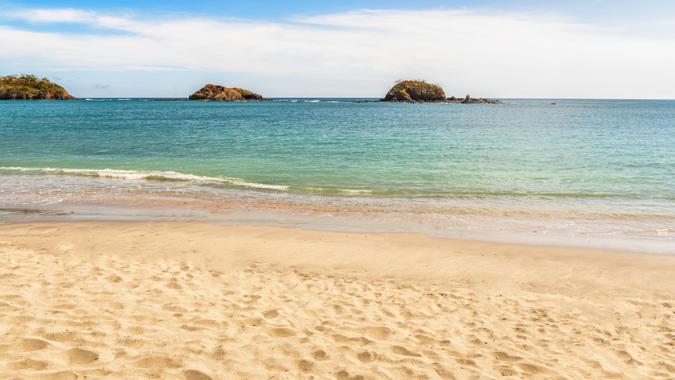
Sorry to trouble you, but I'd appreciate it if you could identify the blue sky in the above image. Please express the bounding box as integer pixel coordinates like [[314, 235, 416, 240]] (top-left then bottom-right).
[[1, 1, 674, 98], [5, 0, 674, 25]]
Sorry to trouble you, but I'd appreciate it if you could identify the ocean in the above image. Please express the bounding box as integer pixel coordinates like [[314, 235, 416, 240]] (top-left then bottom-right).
[[1, 98, 673, 252]]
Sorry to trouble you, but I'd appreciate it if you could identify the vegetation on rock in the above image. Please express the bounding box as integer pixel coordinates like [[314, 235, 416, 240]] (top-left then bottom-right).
[[189, 84, 263, 101], [0, 75, 75, 100], [382, 80, 446, 102]]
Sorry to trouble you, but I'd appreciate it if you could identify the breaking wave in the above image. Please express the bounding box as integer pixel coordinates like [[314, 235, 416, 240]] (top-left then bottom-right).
[[0, 166, 289, 192], [0, 166, 375, 195]]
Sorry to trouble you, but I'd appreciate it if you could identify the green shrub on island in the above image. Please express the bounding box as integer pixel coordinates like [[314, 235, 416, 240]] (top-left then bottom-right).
[[0, 74, 75, 100]]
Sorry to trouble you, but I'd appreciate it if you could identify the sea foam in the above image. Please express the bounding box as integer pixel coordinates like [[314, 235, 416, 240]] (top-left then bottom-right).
[[0, 167, 289, 192]]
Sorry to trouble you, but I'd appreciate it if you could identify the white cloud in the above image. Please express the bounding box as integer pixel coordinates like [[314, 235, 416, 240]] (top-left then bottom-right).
[[1, 7, 674, 98]]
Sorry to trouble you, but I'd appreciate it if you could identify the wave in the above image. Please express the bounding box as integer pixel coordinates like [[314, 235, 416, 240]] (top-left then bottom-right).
[[271, 99, 356, 104], [2, 166, 669, 201], [0, 166, 289, 192], [303, 186, 374, 195], [82, 98, 136, 102], [0, 166, 383, 196]]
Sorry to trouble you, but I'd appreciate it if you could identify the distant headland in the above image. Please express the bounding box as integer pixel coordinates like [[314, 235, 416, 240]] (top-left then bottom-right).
[[0, 75, 75, 100]]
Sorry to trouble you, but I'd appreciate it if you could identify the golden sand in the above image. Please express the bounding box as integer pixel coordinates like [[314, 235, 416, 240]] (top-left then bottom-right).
[[0, 222, 673, 379]]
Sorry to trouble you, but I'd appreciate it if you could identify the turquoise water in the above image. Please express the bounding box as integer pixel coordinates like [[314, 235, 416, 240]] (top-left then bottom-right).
[[0, 98, 674, 250]]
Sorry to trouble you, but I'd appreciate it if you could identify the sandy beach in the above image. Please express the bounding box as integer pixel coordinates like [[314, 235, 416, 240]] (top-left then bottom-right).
[[0, 221, 672, 379], [3, 0, 675, 379]]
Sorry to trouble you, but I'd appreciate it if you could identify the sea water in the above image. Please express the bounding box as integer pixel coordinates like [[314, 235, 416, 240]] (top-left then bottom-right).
[[1, 98, 673, 252]]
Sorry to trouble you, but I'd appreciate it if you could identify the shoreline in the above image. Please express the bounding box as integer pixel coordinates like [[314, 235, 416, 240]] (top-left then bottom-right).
[[1, 189, 674, 255], [0, 220, 673, 378]]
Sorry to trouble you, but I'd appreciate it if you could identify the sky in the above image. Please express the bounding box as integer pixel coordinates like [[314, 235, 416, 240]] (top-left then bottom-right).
[[1, 0, 674, 98]]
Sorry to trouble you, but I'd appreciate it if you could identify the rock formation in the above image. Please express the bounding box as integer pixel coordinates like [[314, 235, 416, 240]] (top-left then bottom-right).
[[382, 80, 446, 102], [447, 95, 502, 104], [0, 75, 75, 100], [383, 80, 502, 104], [188, 84, 263, 101]]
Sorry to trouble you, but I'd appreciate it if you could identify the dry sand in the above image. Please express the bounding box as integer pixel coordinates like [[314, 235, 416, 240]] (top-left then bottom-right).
[[0, 221, 673, 379]]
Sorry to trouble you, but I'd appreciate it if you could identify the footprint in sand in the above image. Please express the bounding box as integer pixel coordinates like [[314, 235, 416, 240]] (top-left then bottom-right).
[[391, 345, 421, 357], [38, 370, 80, 380], [10, 359, 49, 370], [268, 327, 296, 337], [66, 347, 99, 364], [332, 334, 371, 345], [262, 309, 279, 319], [497, 366, 517, 376], [312, 350, 329, 361], [616, 349, 640, 366], [167, 281, 182, 290], [192, 319, 220, 328], [297, 359, 314, 373], [183, 369, 213, 380], [517, 362, 542, 374], [357, 351, 376, 363], [19, 338, 49, 351], [494, 351, 522, 362], [106, 275, 123, 283], [134, 355, 181, 369], [336, 369, 365, 380], [359, 326, 392, 340]]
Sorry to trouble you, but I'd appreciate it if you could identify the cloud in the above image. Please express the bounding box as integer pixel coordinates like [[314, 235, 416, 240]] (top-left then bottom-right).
[[1, 7, 674, 98]]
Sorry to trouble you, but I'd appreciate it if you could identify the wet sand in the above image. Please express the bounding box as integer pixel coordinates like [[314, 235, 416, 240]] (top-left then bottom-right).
[[0, 221, 673, 379]]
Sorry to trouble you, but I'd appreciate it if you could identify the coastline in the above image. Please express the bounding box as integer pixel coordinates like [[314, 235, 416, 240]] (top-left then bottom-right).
[[1, 221, 673, 378]]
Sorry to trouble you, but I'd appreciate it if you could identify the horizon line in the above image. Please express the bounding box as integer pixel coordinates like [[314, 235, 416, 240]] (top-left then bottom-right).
[[5, 97, 675, 101]]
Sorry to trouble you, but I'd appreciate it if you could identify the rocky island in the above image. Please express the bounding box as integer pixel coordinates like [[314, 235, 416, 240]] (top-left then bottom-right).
[[189, 84, 263, 101], [382, 80, 446, 102], [0, 74, 75, 100], [382, 80, 501, 104]]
